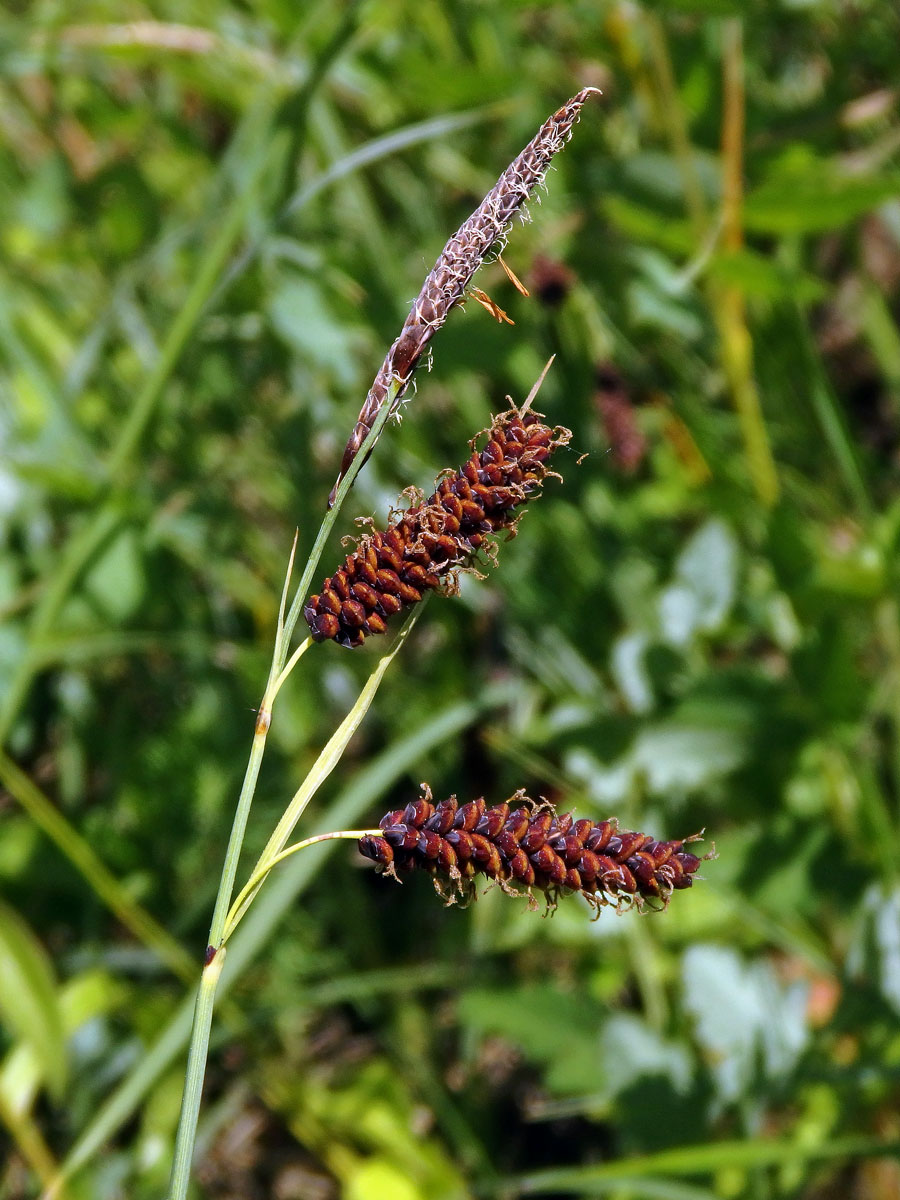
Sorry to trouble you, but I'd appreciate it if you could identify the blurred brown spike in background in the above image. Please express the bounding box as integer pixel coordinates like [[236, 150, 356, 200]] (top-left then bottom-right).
[[327, 87, 600, 507], [358, 788, 712, 910], [306, 408, 571, 647]]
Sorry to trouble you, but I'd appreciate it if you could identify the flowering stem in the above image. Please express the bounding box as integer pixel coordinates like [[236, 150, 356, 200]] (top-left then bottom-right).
[[167, 947, 225, 1200], [283, 381, 402, 646], [223, 830, 380, 938], [223, 607, 423, 941], [166, 390, 400, 1200]]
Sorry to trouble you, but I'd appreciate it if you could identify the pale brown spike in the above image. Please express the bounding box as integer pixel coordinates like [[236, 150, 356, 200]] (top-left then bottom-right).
[[327, 88, 600, 507]]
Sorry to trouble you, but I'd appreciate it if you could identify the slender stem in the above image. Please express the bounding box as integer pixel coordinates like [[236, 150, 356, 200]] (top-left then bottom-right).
[[0, 1086, 67, 1197], [223, 830, 380, 937], [166, 385, 405, 1196], [643, 12, 778, 506], [205, 701, 277, 950], [715, 17, 779, 507], [271, 635, 313, 698], [203, 393, 400, 951], [167, 948, 226, 1200], [224, 606, 422, 941], [872, 597, 900, 869], [644, 12, 708, 237], [281, 380, 402, 649]]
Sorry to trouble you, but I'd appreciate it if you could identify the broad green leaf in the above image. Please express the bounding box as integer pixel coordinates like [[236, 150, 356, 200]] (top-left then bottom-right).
[[510, 1134, 900, 1194], [629, 722, 748, 794], [267, 275, 363, 384], [347, 1160, 421, 1200], [1, 968, 122, 1117], [602, 195, 694, 257], [82, 527, 146, 623]]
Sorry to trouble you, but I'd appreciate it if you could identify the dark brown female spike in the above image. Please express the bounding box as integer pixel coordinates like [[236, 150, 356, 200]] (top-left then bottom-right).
[[305, 408, 571, 648], [358, 787, 713, 912]]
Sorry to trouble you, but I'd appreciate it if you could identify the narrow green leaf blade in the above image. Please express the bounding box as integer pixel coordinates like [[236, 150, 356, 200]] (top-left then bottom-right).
[[0, 902, 66, 1101]]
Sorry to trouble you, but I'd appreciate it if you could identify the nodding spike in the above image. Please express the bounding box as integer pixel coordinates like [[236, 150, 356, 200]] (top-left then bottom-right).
[[362, 789, 709, 909]]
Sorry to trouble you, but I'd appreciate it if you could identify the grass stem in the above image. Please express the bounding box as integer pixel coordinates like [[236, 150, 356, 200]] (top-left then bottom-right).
[[166, 948, 226, 1200]]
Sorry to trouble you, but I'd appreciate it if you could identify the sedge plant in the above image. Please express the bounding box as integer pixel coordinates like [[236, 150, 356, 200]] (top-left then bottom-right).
[[166, 87, 712, 1200]]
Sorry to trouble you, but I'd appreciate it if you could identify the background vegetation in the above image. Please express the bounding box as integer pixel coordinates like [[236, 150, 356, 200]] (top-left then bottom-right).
[[2, 1, 900, 1197]]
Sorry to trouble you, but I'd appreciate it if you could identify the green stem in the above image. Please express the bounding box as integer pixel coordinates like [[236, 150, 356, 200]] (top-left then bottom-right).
[[204, 388, 399, 953], [224, 603, 421, 941], [644, 12, 708, 237], [224, 830, 379, 936], [166, 385, 403, 1197], [205, 699, 278, 952], [0, 1085, 67, 1198], [282, 379, 402, 648], [49, 690, 504, 1197], [715, 17, 779, 507], [167, 947, 226, 1200], [876, 597, 900, 836]]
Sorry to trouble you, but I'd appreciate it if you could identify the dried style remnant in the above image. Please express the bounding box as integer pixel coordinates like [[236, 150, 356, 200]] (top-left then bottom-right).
[[328, 87, 599, 505], [305, 408, 570, 647], [359, 788, 710, 911]]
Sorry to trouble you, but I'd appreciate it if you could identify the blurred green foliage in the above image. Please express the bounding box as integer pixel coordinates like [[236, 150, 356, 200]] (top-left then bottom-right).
[[2, 1, 900, 1197]]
